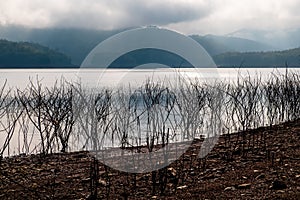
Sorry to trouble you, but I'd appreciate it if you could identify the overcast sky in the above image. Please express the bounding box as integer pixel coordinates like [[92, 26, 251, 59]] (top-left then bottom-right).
[[0, 0, 299, 35]]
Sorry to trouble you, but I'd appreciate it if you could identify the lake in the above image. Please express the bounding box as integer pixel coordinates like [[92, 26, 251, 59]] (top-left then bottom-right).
[[1, 68, 299, 89], [1, 67, 300, 156]]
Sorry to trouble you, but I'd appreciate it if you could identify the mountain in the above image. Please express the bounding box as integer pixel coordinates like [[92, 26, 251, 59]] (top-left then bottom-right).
[[0, 25, 276, 65], [190, 34, 274, 56], [0, 26, 126, 65], [227, 28, 300, 50], [214, 48, 300, 67], [1, 25, 299, 68], [0, 39, 72, 68], [108, 48, 194, 68]]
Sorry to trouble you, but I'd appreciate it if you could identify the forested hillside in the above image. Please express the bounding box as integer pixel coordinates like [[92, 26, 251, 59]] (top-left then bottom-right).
[[214, 48, 300, 67], [0, 40, 72, 68]]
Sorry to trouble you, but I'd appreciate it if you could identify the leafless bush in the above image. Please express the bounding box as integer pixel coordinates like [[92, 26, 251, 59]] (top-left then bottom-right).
[[0, 81, 23, 158], [42, 80, 75, 152], [1, 70, 300, 158], [17, 78, 75, 155]]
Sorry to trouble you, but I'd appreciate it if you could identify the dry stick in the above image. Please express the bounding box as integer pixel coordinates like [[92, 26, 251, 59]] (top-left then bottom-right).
[[0, 83, 24, 157], [89, 157, 99, 199]]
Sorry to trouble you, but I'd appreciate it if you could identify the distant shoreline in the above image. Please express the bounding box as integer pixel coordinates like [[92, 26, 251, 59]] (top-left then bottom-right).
[[1, 66, 300, 69], [0, 65, 79, 69]]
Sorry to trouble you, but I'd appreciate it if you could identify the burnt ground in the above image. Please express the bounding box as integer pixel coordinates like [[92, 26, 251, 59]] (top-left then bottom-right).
[[0, 120, 300, 199]]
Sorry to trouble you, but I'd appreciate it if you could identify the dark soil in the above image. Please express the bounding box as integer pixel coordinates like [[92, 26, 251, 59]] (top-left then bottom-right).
[[1, 120, 300, 199]]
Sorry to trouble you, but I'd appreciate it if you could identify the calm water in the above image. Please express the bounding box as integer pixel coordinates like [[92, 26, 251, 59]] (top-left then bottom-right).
[[1, 68, 300, 156], [1, 68, 299, 89]]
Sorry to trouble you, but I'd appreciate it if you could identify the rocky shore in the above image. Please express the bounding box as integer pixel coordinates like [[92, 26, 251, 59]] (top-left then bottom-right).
[[0, 120, 299, 199]]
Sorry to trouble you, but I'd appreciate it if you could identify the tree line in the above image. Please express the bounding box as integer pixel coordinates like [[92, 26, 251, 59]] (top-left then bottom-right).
[[0, 40, 72, 68], [214, 48, 300, 67]]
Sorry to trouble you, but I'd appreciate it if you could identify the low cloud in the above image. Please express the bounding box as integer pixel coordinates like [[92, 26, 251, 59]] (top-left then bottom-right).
[[0, 0, 299, 34], [0, 0, 212, 30], [168, 0, 300, 34]]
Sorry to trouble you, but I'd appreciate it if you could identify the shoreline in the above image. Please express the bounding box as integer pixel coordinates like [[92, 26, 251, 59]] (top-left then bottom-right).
[[1, 119, 299, 199]]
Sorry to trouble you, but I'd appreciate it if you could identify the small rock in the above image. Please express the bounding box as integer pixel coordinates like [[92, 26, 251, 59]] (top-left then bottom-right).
[[190, 171, 196, 176], [270, 180, 287, 190], [99, 170, 106, 175], [296, 175, 300, 178], [253, 170, 262, 173], [151, 196, 158, 199], [167, 167, 177, 177], [224, 186, 236, 191], [99, 179, 108, 186], [177, 185, 188, 190], [237, 183, 251, 189], [277, 190, 285, 193]]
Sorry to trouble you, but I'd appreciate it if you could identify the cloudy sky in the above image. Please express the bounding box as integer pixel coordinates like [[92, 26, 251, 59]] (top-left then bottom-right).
[[0, 0, 299, 35]]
